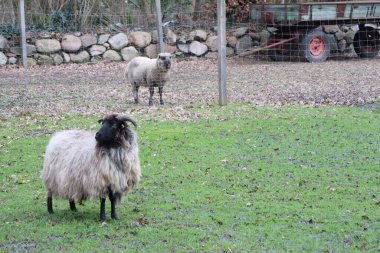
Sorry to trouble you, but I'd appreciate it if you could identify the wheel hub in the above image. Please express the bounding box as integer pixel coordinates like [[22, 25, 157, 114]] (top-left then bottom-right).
[[309, 37, 325, 57]]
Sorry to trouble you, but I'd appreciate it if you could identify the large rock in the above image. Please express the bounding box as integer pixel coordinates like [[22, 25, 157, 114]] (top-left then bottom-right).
[[165, 45, 177, 54], [151, 30, 158, 44], [177, 36, 187, 44], [108, 33, 128, 50], [259, 30, 271, 46], [90, 45, 106, 56], [144, 43, 176, 58], [40, 32, 52, 39], [0, 52, 7, 65], [335, 30, 345, 41], [52, 54, 63, 65], [206, 36, 218, 52], [61, 34, 81, 52], [177, 43, 189, 53], [227, 36, 237, 48], [70, 51, 90, 63], [165, 29, 177, 45], [236, 35, 253, 54], [98, 34, 110, 44], [145, 44, 158, 58], [338, 39, 347, 52], [8, 57, 17, 64], [80, 34, 97, 47], [324, 25, 340, 34], [189, 41, 208, 56], [226, 47, 235, 56], [327, 34, 338, 52], [37, 55, 53, 65], [103, 50, 121, 61], [233, 27, 249, 38], [129, 31, 151, 48], [10, 44, 36, 56], [249, 32, 261, 41], [62, 52, 70, 63], [27, 58, 37, 66], [0, 35, 7, 49], [35, 39, 61, 53], [344, 29, 356, 41], [190, 29, 207, 42], [121, 46, 139, 61]]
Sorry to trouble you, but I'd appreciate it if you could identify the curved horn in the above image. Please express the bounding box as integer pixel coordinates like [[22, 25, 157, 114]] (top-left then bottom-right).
[[116, 115, 138, 128]]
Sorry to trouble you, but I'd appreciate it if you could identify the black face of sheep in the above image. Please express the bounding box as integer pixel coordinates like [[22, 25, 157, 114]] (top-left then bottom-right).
[[96, 115, 138, 147]]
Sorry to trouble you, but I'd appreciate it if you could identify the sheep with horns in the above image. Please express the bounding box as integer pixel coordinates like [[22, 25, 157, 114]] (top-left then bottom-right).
[[41, 114, 141, 222]]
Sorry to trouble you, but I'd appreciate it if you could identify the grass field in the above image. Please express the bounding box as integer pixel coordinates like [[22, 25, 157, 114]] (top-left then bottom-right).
[[0, 104, 379, 252]]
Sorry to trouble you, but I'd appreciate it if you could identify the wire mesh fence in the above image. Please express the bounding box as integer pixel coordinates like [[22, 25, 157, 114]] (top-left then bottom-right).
[[1, 2, 380, 117], [0, 4, 379, 252]]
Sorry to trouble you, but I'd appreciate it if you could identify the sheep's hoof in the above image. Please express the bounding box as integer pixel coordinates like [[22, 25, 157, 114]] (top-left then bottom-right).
[[160, 100, 164, 105], [134, 100, 139, 104], [111, 214, 119, 220], [148, 102, 153, 106]]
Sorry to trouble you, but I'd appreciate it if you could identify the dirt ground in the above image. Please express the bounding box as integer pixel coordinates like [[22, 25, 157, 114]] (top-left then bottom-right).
[[1, 56, 379, 119]]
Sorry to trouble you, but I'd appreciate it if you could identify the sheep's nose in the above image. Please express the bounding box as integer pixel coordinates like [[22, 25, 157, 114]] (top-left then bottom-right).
[[95, 132, 101, 140]]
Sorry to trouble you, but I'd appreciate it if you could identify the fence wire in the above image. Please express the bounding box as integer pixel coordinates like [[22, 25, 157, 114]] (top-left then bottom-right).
[[0, 4, 380, 116], [0, 4, 379, 252]]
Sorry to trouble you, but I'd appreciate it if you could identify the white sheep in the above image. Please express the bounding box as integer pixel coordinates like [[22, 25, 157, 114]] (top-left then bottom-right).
[[125, 52, 172, 106], [41, 114, 141, 222]]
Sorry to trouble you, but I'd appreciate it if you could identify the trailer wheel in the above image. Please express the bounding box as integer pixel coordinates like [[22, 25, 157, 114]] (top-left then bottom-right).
[[353, 27, 380, 58], [300, 30, 330, 63], [267, 35, 294, 61]]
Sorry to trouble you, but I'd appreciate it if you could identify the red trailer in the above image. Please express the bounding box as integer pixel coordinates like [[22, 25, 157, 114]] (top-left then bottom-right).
[[250, 1, 380, 62]]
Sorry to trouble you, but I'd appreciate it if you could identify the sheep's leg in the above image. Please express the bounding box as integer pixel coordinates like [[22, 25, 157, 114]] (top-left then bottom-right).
[[133, 85, 139, 104], [47, 196, 53, 214], [100, 197, 106, 222], [108, 189, 119, 220], [159, 87, 164, 105], [148, 87, 154, 106], [69, 199, 77, 212]]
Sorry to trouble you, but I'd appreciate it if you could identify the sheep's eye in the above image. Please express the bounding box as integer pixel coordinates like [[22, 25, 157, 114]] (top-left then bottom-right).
[[98, 119, 103, 124]]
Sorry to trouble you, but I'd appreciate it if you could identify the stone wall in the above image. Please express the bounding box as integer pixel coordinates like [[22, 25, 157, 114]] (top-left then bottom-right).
[[0, 25, 358, 66]]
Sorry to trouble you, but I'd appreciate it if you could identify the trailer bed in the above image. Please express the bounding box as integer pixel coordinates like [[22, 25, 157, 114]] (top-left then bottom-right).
[[251, 1, 380, 27]]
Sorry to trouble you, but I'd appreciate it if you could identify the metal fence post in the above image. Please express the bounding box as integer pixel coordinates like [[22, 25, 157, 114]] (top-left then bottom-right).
[[218, 0, 227, 105], [155, 0, 165, 54], [19, 0, 27, 68]]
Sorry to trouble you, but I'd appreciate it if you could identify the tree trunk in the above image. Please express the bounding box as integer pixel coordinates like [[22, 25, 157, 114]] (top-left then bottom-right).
[[142, 0, 154, 28], [193, 0, 202, 21]]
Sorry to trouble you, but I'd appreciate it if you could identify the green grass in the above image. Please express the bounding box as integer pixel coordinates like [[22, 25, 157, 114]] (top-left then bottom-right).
[[0, 105, 379, 252]]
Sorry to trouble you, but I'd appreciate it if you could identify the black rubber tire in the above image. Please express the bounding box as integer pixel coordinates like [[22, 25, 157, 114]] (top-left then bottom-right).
[[353, 27, 380, 58], [300, 30, 330, 63]]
